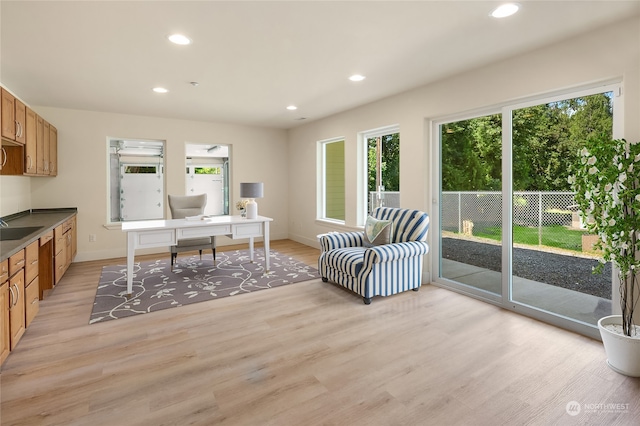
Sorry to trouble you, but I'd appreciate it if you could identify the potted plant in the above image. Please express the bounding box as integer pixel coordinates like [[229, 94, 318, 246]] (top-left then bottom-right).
[[569, 136, 640, 376]]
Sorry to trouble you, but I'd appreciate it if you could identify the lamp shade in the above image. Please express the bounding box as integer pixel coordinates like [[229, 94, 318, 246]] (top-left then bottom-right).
[[240, 182, 264, 199]]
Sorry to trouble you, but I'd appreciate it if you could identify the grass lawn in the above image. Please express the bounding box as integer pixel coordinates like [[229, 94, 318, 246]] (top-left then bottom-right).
[[472, 225, 585, 252]]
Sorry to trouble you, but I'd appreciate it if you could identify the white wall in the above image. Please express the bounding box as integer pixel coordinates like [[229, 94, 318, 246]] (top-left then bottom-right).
[[0, 176, 31, 216], [25, 108, 288, 261], [287, 17, 640, 282]]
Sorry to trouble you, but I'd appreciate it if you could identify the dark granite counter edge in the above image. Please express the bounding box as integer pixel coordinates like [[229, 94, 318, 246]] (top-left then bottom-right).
[[0, 208, 78, 262]]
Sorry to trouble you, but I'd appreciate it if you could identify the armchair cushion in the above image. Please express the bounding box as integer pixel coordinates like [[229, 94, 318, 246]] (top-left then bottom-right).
[[363, 216, 393, 247]]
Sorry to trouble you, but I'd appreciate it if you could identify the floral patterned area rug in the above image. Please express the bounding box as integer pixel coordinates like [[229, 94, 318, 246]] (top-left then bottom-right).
[[90, 249, 319, 324]]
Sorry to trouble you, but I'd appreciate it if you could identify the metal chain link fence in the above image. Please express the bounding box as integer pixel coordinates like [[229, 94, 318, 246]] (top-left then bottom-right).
[[442, 191, 588, 252]]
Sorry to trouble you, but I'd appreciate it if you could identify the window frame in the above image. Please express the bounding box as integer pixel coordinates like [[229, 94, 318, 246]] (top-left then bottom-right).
[[107, 137, 166, 225], [359, 124, 400, 224]]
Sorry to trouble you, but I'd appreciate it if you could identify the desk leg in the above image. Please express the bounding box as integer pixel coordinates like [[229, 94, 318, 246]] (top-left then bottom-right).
[[264, 221, 270, 271], [249, 237, 254, 262], [127, 232, 135, 297]]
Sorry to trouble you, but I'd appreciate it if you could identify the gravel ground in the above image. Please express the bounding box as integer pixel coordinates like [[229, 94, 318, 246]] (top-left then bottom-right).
[[442, 237, 612, 299]]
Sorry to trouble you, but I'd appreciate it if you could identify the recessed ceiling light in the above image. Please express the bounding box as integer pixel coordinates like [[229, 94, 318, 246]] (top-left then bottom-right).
[[168, 34, 191, 45], [153, 87, 168, 93], [286, 105, 298, 111], [490, 3, 520, 18], [349, 74, 366, 82]]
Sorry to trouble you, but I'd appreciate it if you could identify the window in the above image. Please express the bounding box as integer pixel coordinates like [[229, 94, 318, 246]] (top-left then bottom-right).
[[108, 138, 165, 222], [363, 126, 400, 215], [319, 138, 345, 222], [185, 143, 230, 217]]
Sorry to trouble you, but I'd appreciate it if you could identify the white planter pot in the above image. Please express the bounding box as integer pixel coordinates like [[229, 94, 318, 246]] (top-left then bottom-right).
[[597, 315, 640, 377]]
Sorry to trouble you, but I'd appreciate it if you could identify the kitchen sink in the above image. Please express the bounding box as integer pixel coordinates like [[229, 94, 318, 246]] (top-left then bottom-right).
[[0, 226, 44, 241]]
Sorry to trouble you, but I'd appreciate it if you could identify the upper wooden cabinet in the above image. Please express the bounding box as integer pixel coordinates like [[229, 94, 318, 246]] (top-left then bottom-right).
[[36, 114, 44, 175], [49, 125, 57, 176], [1, 89, 16, 141], [1, 88, 25, 144], [1, 86, 58, 177], [24, 108, 37, 175]]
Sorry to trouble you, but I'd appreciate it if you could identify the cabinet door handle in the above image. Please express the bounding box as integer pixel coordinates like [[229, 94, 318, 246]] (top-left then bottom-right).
[[15, 284, 21, 306], [31, 297, 38, 305], [30, 259, 38, 266], [8, 285, 15, 307], [27, 155, 33, 170], [1, 147, 6, 167], [15, 259, 25, 267]]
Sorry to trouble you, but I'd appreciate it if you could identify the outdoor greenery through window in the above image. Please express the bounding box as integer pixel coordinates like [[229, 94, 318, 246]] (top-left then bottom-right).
[[442, 92, 614, 253], [366, 130, 400, 213]]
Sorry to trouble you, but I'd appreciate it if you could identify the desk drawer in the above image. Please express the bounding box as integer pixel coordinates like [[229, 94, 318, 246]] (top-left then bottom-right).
[[177, 225, 231, 239], [232, 223, 262, 238], [135, 230, 176, 248]]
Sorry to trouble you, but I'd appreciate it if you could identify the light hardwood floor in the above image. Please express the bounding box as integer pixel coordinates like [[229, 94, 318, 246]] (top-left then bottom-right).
[[1, 240, 638, 425]]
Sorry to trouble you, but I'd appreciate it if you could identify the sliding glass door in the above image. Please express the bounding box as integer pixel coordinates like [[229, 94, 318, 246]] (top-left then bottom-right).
[[439, 113, 503, 299], [509, 92, 614, 327], [436, 83, 620, 335]]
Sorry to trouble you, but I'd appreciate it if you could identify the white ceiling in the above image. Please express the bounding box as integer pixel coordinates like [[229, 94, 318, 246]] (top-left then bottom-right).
[[1, 1, 639, 130]]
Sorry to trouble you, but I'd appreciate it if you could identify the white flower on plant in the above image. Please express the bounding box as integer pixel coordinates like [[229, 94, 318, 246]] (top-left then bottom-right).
[[635, 153, 640, 162], [608, 218, 616, 227], [604, 183, 613, 192], [587, 156, 597, 165], [635, 194, 640, 202], [588, 166, 598, 175], [580, 147, 590, 157], [618, 162, 624, 171], [619, 172, 627, 183], [628, 163, 634, 173], [567, 175, 576, 184], [585, 190, 591, 200]]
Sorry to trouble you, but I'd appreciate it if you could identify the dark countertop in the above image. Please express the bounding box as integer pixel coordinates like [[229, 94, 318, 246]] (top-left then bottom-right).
[[0, 208, 78, 262]]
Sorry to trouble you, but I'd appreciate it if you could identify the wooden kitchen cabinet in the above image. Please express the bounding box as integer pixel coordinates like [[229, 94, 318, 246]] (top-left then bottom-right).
[[43, 120, 50, 174], [36, 114, 44, 174], [0, 259, 10, 365], [8, 250, 26, 350], [25, 241, 40, 327], [54, 224, 66, 285], [1, 88, 25, 144], [49, 124, 57, 176], [24, 107, 37, 175], [14, 99, 26, 144], [1, 85, 58, 177], [1, 88, 16, 141]]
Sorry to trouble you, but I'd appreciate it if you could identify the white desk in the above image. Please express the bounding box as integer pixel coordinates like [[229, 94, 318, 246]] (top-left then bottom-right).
[[122, 215, 272, 295]]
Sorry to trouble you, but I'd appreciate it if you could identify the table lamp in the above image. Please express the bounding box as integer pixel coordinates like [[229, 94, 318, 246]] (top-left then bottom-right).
[[240, 182, 264, 219]]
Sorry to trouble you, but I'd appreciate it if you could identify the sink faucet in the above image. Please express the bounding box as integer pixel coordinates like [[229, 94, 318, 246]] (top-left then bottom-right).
[[0, 219, 8, 228]]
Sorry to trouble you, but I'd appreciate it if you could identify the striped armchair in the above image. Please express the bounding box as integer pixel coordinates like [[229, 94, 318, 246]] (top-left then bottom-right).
[[318, 207, 430, 304]]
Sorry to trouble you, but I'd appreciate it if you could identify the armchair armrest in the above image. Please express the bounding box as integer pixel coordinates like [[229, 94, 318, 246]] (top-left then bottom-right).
[[363, 241, 430, 264], [318, 231, 364, 252]]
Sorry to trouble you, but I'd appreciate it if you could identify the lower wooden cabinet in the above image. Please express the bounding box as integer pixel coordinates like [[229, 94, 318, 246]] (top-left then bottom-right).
[[25, 276, 39, 328], [8, 269, 25, 351], [25, 241, 40, 328], [1, 259, 10, 365], [54, 217, 75, 285], [1, 213, 76, 366]]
